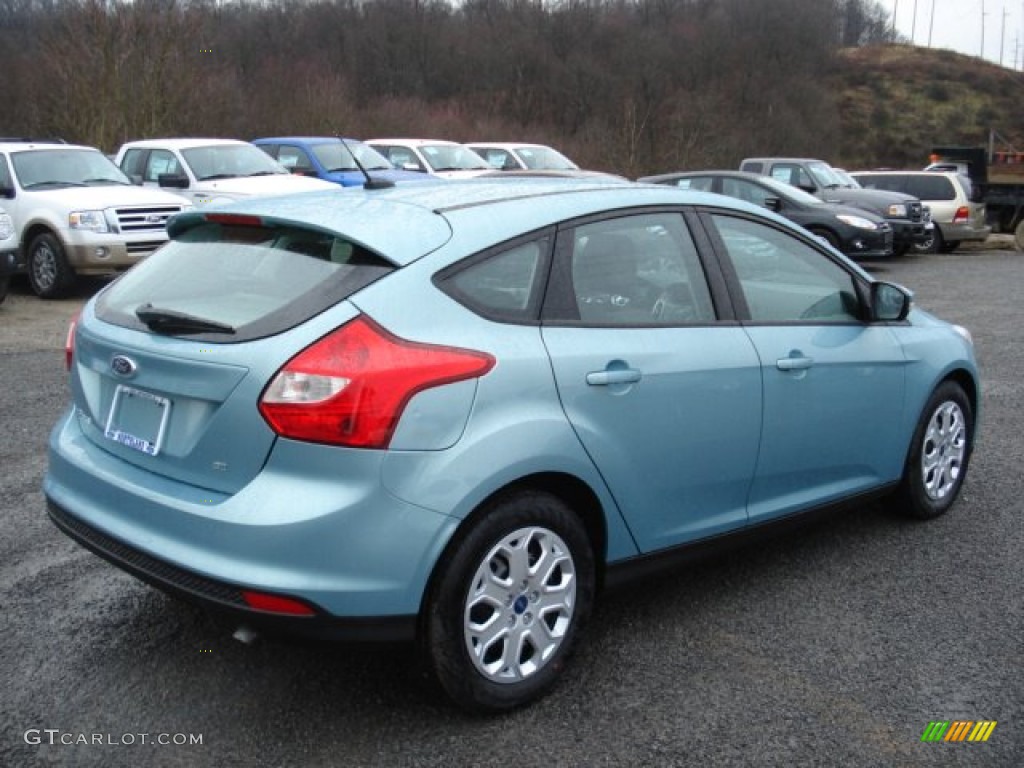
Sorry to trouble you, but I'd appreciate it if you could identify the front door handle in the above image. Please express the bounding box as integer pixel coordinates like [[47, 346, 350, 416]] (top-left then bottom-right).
[[586, 368, 642, 386], [777, 355, 813, 371]]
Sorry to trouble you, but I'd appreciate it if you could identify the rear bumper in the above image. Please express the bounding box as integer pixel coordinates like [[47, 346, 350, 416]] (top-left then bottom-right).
[[937, 221, 992, 242], [47, 499, 417, 642], [45, 406, 459, 638]]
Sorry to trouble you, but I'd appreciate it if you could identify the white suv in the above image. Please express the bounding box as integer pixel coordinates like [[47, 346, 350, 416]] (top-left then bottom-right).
[[850, 170, 990, 253], [366, 139, 491, 179], [115, 138, 335, 206], [0, 207, 16, 303], [0, 140, 193, 298]]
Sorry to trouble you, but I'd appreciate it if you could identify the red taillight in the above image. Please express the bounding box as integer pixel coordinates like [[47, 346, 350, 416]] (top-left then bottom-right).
[[953, 206, 969, 224], [241, 590, 316, 616], [259, 316, 495, 448], [65, 311, 80, 371]]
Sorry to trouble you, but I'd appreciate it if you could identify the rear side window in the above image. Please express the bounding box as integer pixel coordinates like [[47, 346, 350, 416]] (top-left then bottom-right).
[[854, 175, 904, 193], [97, 221, 394, 341], [435, 234, 551, 323], [904, 175, 955, 201]]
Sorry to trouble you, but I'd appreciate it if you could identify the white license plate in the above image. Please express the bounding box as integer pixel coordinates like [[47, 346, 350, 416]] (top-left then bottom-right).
[[103, 385, 172, 456]]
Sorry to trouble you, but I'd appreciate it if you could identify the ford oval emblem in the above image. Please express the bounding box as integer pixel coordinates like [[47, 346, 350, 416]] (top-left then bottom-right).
[[110, 355, 137, 377]]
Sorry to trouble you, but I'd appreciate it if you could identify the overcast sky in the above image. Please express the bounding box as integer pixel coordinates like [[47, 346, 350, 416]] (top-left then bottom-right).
[[888, 0, 1024, 68]]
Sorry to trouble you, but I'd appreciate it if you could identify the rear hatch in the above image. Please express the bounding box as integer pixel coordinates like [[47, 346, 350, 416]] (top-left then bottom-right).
[[74, 209, 449, 494]]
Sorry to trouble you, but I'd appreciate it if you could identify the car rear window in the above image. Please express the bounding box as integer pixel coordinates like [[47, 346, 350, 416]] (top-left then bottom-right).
[[96, 221, 394, 342]]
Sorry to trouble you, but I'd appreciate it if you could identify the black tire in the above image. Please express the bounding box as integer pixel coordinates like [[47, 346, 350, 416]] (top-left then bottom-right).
[[0, 275, 8, 305], [890, 381, 974, 520], [938, 239, 960, 254], [420, 490, 595, 713], [1014, 219, 1024, 251], [912, 227, 942, 254], [27, 232, 76, 299]]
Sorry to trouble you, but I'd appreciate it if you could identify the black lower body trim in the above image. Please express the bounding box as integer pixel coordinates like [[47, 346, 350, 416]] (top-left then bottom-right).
[[47, 499, 417, 643], [604, 483, 897, 590]]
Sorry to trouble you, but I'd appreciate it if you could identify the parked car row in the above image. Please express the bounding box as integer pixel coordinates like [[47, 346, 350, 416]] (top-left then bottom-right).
[[636, 157, 991, 261], [0, 136, 587, 298]]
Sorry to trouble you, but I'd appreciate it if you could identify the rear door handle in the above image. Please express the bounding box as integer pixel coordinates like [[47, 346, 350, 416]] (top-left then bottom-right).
[[586, 369, 642, 386]]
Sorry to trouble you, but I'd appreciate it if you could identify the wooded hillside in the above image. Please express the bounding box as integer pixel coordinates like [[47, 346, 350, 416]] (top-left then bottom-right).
[[2, 0, 1020, 176]]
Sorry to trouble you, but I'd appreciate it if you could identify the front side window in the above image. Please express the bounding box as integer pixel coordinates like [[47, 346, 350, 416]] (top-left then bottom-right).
[[711, 214, 860, 323], [144, 150, 182, 182], [420, 145, 489, 172], [0, 154, 12, 190], [276, 145, 314, 173], [380, 146, 424, 172], [550, 213, 716, 326], [516, 146, 576, 170], [476, 148, 515, 170], [722, 178, 775, 207]]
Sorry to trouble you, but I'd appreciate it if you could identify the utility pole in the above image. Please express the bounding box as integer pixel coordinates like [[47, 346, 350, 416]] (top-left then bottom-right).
[[912, 0, 918, 43], [928, 0, 936, 46], [892, 0, 899, 40], [981, 0, 987, 58], [1001, 5, 1009, 66]]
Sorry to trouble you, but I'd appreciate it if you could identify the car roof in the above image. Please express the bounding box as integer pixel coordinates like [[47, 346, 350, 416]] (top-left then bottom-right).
[[120, 138, 252, 150], [0, 142, 98, 153], [168, 178, 744, 267], [367, 138, 462, 147], [850, 169, 959, 178], [467, 142, 549, 150], [638, 170, 767, 184], [252, 136, 362, 145], [742, 157, 827, 163]]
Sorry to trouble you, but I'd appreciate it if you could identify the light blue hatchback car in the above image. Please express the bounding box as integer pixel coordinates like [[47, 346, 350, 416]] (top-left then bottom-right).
[[45, 178, 979, 713]]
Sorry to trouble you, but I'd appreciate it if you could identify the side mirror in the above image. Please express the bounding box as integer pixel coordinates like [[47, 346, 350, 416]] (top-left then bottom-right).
[[763, 196, 781, 212], [158, 173, 189, 189], [797, 184, 817, 195], [402, 163, 424, 173], [871, 281, 912, 322], [129, 174, 143, 185], [0, 184, 14, 199]]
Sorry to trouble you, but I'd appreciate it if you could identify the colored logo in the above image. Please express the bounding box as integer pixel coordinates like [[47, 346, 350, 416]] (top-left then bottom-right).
[[921, 721, 997, 742]]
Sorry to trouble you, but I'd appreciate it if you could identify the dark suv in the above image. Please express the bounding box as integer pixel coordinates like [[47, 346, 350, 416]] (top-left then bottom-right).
[[740, 158, 931, 255]]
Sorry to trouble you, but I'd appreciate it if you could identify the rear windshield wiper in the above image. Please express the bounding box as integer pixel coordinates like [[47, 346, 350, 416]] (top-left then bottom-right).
[[135, 303, 236, 335]]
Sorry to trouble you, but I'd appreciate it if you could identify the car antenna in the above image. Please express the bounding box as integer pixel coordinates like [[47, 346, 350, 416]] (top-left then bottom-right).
[[338, 134, 394, 190]]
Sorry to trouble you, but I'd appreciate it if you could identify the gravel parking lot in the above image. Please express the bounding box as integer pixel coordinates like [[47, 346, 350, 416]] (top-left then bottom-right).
[[1, 245, 1021, 767]]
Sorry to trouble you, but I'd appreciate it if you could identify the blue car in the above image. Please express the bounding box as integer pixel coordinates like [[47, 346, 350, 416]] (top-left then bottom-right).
[[45, 178, 979, 713], [252, 136, 425, 187]]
